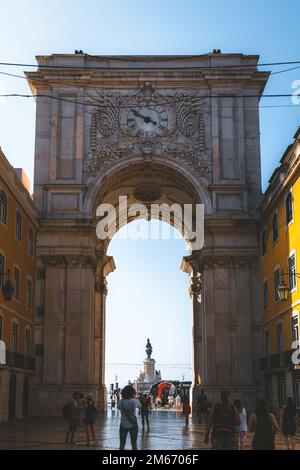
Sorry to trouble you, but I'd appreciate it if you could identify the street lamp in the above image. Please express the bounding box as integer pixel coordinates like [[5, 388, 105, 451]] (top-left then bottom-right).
[[1, 270, 14, 301], [277, 282, 290, 302], [278, 271, 300, 302]]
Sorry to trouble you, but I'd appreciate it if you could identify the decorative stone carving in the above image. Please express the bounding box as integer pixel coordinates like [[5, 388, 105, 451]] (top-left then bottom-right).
[[84, 83, 210, 178], [198, 254, 258, 270], [189, 271, 202, 302], [95, 279, 108, 295], [41, 254, 97, 270]]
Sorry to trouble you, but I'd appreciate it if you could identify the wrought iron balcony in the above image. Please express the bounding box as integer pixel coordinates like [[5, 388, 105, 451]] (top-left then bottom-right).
[[4, 351, 35, 371], [260, 350, 296, 372]]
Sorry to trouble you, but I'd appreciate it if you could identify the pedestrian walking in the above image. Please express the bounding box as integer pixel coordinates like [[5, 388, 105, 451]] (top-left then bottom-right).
[[205, 390, 240, 450], [234, 399, 247, 450], [84, 393, 98, 446], [64, 392, 81, 446], [197, 389, 208, 424], [282, 397, 297, 450], [117, 385, 141, 450], [248, 399, 279, 450], [182, 397, 191, 426], [140, 393, 151, 432]]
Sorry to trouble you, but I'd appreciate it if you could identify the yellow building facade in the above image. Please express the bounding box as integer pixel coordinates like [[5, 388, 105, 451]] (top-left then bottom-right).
[[260, 127, 300, 413], [0, 149, 38, 421]]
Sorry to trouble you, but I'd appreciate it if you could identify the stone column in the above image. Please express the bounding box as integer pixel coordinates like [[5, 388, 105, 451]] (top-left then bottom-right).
[[94, 276, 107, 409], [37, 254, 97, 416], [182, 251, 260, 411], [94, 251, 115, 410], [181, 251, 203, 410], [198, 253, 260, 409]]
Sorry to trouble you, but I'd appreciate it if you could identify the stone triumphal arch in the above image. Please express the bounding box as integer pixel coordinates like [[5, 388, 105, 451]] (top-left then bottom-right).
[[26, 54, 269, 415]]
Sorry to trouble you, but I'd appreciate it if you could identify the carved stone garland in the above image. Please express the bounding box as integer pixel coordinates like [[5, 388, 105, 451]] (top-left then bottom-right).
[[84, 83, 211, 178]]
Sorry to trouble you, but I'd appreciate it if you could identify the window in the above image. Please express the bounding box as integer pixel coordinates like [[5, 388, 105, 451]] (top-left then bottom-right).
[[263, 280, 269, 311], [285, 192, 293, 225], [288, 254, 297, 291], [277, 323, 284, 368], [15, 211, 22, 242], [272, 213, 278, 242], [35, 344, 44, 357], [295, 378, 300, 408], [13, 267, 20, 301], [25, 329, 31, 356], [0, 191, 7, 225], [0, 254, 4, 288], [274, 268, 281, 302], [28, 228, 34, 256], [277, 323, 283, 354], [264, 330, 270, 357], [11, 322, 18, 353], [261, 230, 267, 255], [278, 375, 286, 408], [265, 375, 272, 403], [36, 267, 45, 280], [36, 306, 45, 319], [0, 315, 3, 340], [26, 279, 32, 309], [291, 315, 299, 344]]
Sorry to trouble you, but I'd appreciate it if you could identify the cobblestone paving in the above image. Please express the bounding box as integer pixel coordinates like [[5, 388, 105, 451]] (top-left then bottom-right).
[[0, 410, 299, 450]]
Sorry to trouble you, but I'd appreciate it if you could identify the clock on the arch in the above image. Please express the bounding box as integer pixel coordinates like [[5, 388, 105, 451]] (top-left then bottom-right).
[[121, 104, 170, 138]]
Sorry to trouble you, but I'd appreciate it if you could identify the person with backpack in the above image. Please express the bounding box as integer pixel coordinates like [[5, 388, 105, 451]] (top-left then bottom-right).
[[205, 390, 240, 450], [197, 389, 208, 424], [182, 396, 192, 426], [282, 397, 297, 450], [64, 392, 81, 446], [140, 393, 151, 432], [248, 399, 279, 450], [233, 399, 247, 450], [117, 385, 141, 450], [84, 393, 98, 446]]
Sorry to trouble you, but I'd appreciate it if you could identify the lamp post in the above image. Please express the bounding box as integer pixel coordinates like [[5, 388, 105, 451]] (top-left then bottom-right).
[[278, 271, 300, 302], [1, 270, 14, 301]]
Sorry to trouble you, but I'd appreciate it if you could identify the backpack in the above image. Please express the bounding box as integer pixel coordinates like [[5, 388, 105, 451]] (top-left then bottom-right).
[[86, 404, 98, 421], [62, 400, 74, 420], [120, 400, 138, 427], [213, 404, 236, 438]]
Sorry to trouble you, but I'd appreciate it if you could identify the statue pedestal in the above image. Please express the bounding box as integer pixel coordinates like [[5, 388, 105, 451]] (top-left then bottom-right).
[[143, 358, 155, 382]]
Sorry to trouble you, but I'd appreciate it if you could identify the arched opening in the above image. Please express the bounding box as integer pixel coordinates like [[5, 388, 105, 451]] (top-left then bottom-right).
[[91, 160, 205, 410], [105, 219, 192, 403], [8, 374, 17, 420]]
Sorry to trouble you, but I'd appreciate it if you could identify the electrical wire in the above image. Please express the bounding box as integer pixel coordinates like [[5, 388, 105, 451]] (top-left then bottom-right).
[[0, 92, 299, 110], [1, 58, 300, 70]]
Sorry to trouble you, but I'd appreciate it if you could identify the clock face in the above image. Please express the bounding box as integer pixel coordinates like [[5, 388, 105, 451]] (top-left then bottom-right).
[[125, 105, 169, 138]]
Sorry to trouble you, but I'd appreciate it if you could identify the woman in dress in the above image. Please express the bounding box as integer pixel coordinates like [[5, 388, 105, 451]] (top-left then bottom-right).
[[248, 399, 279, 450], [282, 397, 297, 450]]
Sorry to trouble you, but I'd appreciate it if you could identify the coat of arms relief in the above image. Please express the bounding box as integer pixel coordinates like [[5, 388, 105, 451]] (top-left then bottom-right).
[[84, 82, 211, 178]]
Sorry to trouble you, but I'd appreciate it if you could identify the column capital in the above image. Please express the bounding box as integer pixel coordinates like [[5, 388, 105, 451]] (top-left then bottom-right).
[[95, 278, 108, 295], [197, 252, 258, 270], [41, 254, 97, 270], [181, 250, 202, 274]]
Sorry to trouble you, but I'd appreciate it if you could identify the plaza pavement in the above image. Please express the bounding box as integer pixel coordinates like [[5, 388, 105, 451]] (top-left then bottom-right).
[[0, 409, 298, 450]]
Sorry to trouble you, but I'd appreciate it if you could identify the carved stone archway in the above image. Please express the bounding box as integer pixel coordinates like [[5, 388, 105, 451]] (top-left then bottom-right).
[[27, 54, 269, 415]]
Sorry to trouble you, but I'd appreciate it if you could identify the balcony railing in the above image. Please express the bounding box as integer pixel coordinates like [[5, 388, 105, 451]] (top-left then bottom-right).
[[4, 351, 35, 371], [260, 350, 296, 372]]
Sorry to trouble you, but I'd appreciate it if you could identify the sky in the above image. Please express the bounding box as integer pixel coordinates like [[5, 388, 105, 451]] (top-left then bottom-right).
[[0, 0, 300, 387]]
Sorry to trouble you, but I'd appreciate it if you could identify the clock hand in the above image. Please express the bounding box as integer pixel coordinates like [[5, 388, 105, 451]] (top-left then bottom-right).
[[131, 108, 157, 125], [131, 108, 146, 119]]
